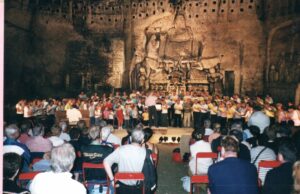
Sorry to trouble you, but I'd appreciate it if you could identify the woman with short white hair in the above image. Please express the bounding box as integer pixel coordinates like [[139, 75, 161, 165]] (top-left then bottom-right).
[[29, 143, 86, 194]]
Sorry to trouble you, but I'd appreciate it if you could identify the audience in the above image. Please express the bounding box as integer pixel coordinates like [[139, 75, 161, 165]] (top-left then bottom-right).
[[250, 134, 276, 184], [81, 126, 114, 181], [3, 90, 300, 193], [208, 136, 259, 194], [104, 129, 146, 194], [143, 127, 158, 154], [29, 143, 86, 194], [189, 128, 213, 175], [263, 140, 297, 194], [3, 153, 30, 194], [4, 124, 31, 172], [25, 123, 52, 153]]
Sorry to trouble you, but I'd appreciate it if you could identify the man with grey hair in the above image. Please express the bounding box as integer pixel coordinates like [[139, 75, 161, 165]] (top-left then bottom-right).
[[25, 123, 52, 153], [104, 129, 146, 194], [101, 125, 121, 146], [4, 124, 31, 172], [29, 143, 86, 194]]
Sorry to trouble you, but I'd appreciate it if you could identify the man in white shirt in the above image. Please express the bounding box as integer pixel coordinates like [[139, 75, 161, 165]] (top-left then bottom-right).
[[104, 129, 146, 193], [66, 105, 82, 125], [145, 91, 158, 127], [101, 126, 121, 146], [174, 99, 183, 127], [189, 128, 213, 175], [29, 143, 86, 194]]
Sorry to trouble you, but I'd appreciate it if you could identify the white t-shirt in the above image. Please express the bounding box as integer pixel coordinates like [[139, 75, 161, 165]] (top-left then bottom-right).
[[104, 144, 146, 185], [189, 140, 213, 175], [204, 128, 214, 136], [66, 108, 82, 124], [59, 132, 71, 142], [106, 134, 122, 145], [29, 171, 86, 194]]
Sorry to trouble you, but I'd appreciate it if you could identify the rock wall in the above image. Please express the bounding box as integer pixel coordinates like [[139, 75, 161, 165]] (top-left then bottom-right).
[[4, 0, 300, 103]]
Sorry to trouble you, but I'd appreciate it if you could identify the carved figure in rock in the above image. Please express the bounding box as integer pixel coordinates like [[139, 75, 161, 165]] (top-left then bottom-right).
[[145, 34, 161, 79], [164, 14, 195, 60], [137, 66, 148, 90], [206, 63, 224, 94], [129, 50, 145, 89]]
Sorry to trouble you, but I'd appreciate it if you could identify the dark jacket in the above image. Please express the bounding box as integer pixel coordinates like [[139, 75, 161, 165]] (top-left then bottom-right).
[[262, 162, 294, 194], [208, 157, 259, 194]]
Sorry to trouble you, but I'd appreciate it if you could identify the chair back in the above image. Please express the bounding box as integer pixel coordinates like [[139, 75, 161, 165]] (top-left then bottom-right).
[[257, 160, 281, 187], [82, 162, 108, 186], [114, 172, 145, 194], [18, 171, 40, 187], [195, 152, 218, 175], [190, 175, 209, 194]]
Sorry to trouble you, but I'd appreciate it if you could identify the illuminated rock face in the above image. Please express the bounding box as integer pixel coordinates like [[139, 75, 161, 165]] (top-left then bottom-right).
[[4, 0, 300, 102]]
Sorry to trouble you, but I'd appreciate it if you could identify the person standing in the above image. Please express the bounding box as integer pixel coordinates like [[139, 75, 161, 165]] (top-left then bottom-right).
[[145, 91, 158, 127], [174, 99, 183, 128], [183, 98, 193, 128]]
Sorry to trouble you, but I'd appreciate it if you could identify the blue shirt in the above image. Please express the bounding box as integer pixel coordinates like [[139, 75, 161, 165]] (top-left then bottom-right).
[[208, 157, 258, 194]]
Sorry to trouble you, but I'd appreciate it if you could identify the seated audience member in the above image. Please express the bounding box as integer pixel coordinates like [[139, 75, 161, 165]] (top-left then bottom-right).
[[211, 127, 228, 153], [101, 125, 122, 146], [4, 124, 31, 172], [3, 153, 30, 194], [229, 129, 251, 162], [32, 152, 52, 172], [189, 128, 213, 175], [250, 134, 276, 184], [263, 125, 279, 154], [81, 126, 114, 181], [204, 120, 214, 136], [66, 104, 82, 125], [263, 140, 297, 194], [77, 120, 91, 146], [104, 129, 147, 194], [29, 143, 86, 194], [58, 121, 71, 142], [25, 123, 52, 153], [248, 105, 270, 134], [208, 123, 221, 144], [18, 122, 31, 144], [208, 136, 259, 194], [69, 127, 82, 179], [246, 125, 261, 148], [143, 127, 158, 154], [48, 125, 66, 146], [293, 161, 300, 194]]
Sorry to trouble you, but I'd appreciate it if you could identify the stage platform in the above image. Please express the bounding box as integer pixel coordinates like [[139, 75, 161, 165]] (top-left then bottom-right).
[[113, 127, 194, 144]]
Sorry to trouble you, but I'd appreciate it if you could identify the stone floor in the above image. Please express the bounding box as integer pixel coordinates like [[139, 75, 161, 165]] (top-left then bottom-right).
[[156, 144, 189, 194]]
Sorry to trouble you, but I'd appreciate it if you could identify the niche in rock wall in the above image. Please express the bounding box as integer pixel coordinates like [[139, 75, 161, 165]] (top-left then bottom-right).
[[268, 22, 300, 85], [64, 40, 109, 91]]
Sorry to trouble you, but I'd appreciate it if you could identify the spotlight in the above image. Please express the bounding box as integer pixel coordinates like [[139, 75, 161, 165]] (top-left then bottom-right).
[[172, 137, 176, 142], [177, 137, 181, 143], [159, 136, 163, 143], [163, 136, 169, 143]]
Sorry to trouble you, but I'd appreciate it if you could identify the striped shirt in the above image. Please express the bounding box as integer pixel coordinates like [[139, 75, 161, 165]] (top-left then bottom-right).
[[250, 146, 276, 185]]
